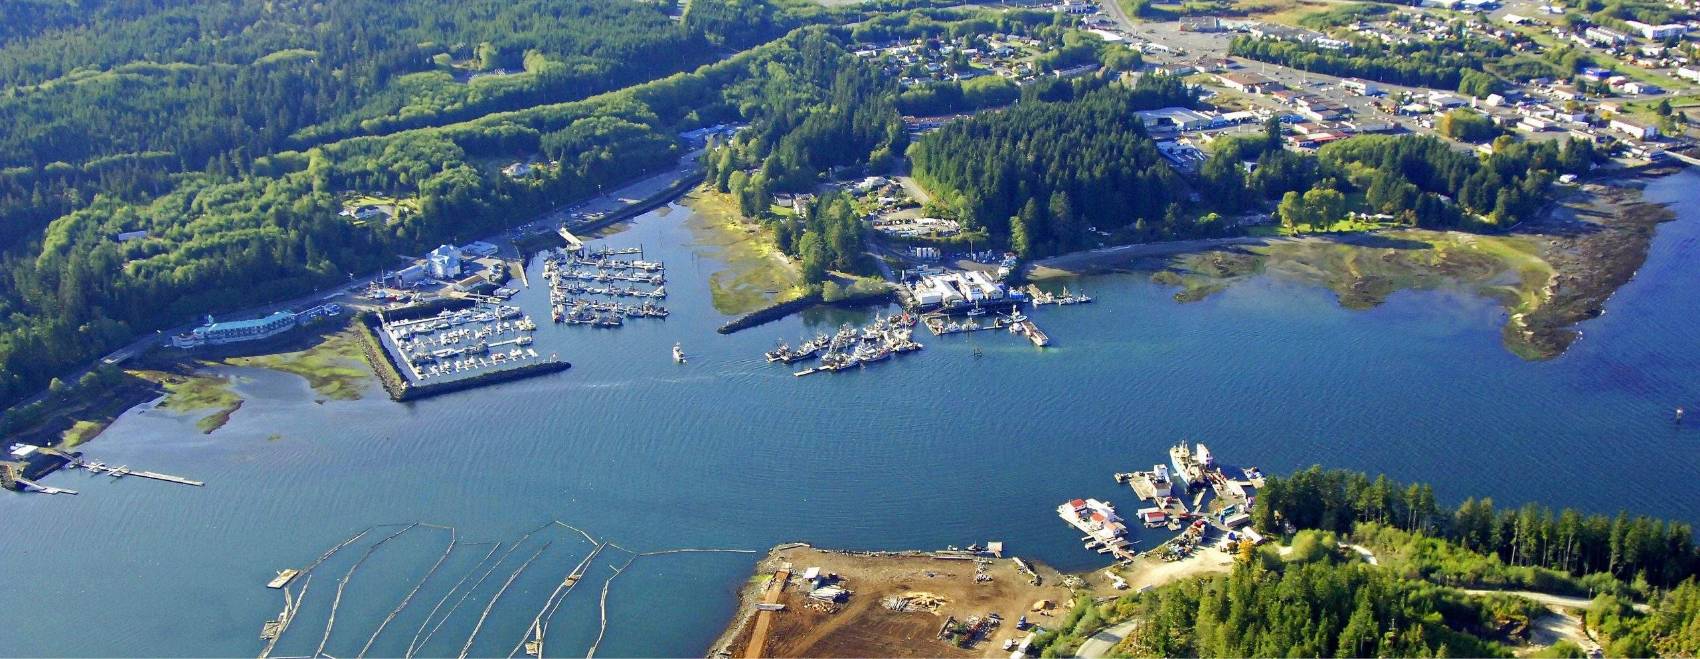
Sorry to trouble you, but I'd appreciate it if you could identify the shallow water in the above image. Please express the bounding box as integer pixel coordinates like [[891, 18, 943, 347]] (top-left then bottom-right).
[[2, 171, 1697, 657]]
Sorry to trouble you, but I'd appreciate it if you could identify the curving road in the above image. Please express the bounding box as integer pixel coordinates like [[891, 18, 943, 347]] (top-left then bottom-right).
[[1076, 619, 1139, 658]]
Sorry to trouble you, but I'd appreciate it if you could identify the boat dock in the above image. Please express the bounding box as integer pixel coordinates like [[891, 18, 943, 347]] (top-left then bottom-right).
[[70, 460, 204, 487], [1025, 284, 1093, 306], [1012, 319, 1049, 347], [1057, 499, 1137, 564]]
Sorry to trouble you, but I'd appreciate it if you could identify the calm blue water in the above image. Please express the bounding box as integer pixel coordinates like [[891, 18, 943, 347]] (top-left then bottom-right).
[[2, 174, 1698, 657]]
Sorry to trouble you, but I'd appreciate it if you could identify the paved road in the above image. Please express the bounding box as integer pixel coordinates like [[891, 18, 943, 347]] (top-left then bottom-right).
[[1095, 0, 1136, 32], [1076, 619, 1139, 658]]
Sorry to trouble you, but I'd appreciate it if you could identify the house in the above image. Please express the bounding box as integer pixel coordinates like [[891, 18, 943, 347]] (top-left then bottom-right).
[[114, 229, 149, 243], [501, 162, 535, 178], [1619, 81, 1661, 95], [1679, 67, 1700, 83], [427, 244, 462, 279], [340, 204, 393, 222], [1610, 117, 1660, 140]]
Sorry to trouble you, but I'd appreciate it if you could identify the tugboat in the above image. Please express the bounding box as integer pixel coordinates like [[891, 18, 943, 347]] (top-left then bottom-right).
[[673, 342, 686, 364]]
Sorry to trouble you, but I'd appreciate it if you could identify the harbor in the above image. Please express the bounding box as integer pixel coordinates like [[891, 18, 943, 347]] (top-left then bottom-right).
[[5, 171, 1699, 658]]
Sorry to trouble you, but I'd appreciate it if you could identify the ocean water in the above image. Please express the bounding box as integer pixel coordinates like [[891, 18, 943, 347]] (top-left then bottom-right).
[[2, 172, 1698, 657]]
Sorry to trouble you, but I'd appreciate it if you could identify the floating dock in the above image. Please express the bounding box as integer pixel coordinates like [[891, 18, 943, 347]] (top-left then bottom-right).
[[71, 460, 204, 487]]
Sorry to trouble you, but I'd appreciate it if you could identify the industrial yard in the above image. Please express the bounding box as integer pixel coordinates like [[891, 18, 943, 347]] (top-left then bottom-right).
[[713, 545, 1077, 659]]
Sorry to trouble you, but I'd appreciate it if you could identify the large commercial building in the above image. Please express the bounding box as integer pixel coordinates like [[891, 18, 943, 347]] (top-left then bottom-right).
[[906, 271, 1008, 309], [427, 244, 462, 279], [171, 311, 297, 348]]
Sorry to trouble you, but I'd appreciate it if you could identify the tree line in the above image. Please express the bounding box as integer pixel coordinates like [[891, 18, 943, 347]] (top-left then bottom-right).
[[1253, 466, 1700, 591], [908, 75, 1205, 258], [1228, 35, 1506, 96]]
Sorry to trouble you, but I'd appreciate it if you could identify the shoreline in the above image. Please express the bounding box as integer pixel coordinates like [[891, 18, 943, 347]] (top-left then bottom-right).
[[1026, 167, 1685, 360]]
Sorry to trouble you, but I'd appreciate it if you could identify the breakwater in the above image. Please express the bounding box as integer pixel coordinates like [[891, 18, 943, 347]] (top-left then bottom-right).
[[717, 288, 898, 334]]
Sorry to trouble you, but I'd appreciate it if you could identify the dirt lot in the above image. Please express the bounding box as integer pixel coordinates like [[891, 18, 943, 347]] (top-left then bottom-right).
[[713, 546, 1078, 658]]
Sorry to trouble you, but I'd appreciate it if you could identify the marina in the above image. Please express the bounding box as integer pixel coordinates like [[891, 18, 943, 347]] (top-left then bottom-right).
[[542, 245, 671, 328], [767, 313, 925, 377], [378, 302, 546, 382], [1024, 284, 1093, 306]]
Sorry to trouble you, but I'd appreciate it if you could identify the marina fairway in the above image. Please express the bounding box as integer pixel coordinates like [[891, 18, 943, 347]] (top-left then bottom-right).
[[1, 172, 1699, 656]]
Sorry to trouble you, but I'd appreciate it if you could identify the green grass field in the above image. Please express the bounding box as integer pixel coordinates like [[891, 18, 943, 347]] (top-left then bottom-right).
[[130, 368, 244, 434], [226, 329, 372, 401]]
